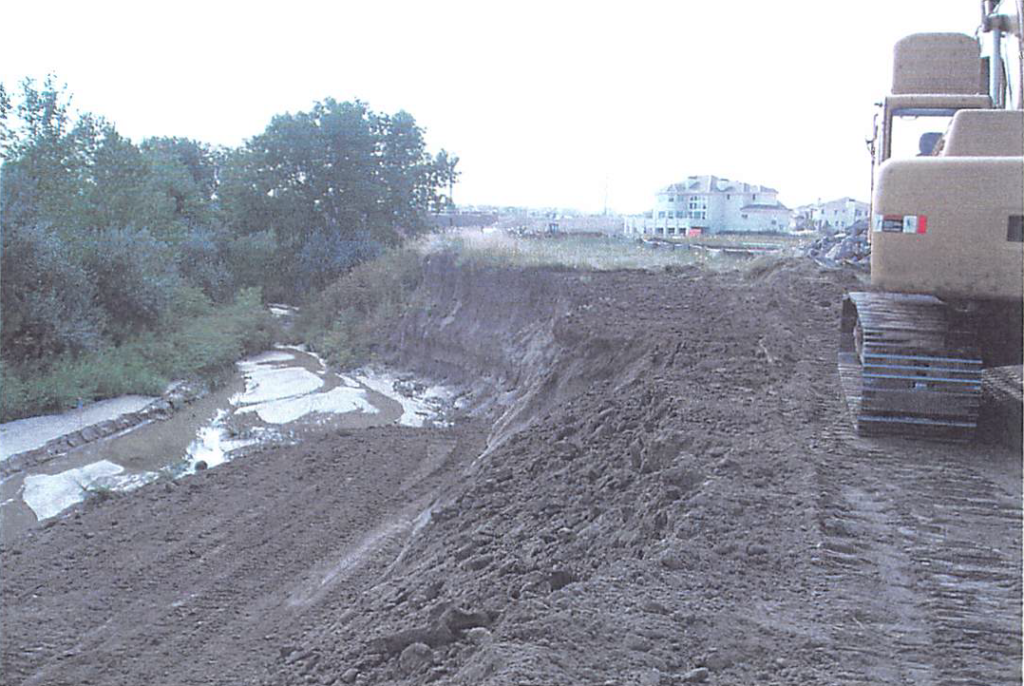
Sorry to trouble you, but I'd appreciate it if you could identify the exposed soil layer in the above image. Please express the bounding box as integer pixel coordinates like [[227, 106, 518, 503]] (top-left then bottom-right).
[[3, 255, 1021, 685]]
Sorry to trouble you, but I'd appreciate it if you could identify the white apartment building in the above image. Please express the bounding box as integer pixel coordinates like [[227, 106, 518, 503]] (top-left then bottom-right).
[[810, 197, 870, 230], [625, 175, 792, 236]]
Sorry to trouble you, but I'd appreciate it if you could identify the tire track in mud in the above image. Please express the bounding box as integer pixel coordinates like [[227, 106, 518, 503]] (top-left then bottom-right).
[[2, 425, 489, 686], [813, 356, 1022, 685]]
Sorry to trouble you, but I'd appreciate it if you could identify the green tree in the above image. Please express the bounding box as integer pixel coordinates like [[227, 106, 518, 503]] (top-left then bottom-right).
[[220, 98, 451, 298]]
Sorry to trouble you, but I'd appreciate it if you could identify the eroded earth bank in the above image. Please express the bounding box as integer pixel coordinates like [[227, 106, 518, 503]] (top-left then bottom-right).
[[2, 256, 1021, 685]]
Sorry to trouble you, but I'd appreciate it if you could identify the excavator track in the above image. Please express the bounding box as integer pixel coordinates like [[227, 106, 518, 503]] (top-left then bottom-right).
[[839, 292, 984, 440]]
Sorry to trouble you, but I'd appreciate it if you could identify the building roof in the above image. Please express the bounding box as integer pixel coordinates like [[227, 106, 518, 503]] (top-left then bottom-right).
[[659, 175, 778, 196], [658, 174, 778, 196], [817, 197, 868, 208]]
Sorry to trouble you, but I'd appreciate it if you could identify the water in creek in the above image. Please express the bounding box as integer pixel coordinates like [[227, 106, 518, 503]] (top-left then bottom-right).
[[0, 346, 459, 540]]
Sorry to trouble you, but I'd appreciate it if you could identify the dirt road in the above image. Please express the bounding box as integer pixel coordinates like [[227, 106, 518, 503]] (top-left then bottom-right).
[[2, 255, 1020, 685]]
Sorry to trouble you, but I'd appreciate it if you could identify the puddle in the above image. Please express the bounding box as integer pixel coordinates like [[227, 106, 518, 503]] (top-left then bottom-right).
[[22, 461, 158, 521], [1, 345, 459, 538]]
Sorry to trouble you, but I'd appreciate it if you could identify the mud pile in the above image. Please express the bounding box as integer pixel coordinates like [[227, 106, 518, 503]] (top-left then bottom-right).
[[263, 256, 872, 685]]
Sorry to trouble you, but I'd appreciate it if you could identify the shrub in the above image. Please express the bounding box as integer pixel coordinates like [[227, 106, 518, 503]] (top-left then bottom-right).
[[295, 228, 384, 294], [225, 229, 279, 292], [177, 227, 233, 301], [0, 223, 105, 360], [80, 227, 181, 342], [296, 248, 422, 367], [0, 287, 277, 421]]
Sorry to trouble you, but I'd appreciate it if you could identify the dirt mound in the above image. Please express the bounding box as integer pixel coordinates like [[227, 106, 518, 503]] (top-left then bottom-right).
[[261, 257, 873, 685], [4, 255, 1020, 686]]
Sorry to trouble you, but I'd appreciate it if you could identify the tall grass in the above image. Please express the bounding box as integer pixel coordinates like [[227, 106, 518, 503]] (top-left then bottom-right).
[[419, 230, 767, 271], [296, 248, 423, 367]]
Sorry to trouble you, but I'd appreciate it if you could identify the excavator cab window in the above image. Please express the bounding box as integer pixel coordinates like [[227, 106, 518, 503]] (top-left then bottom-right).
[[886, 108, 956, 161]]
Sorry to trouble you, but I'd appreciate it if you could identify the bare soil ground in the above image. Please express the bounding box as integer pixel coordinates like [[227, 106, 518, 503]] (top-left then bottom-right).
[[2, 255, 1020, 685]]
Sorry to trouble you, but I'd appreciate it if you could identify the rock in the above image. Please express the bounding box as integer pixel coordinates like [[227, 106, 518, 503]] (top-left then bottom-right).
[[682, 667, 710, 682], [461, 554, 493, 571], [369, 624, 454, 655], [340, 668, 358, 684], [661, 461, 703, 492], [638, 668, 663, 686], [549, 569, 575, 591], [440, 606, 490, 632], [80, 426, 100, 442], [703, 649, 737, 671], [660, 551, 686, 571], [746, 543, 769, 557], [195, 461, 208, 471], [95, 420, 119, 437], [398, 642, 432, 675], [641, 599, 669, 615], [625, 635, 653, 652], [466, 627, 492, 645]]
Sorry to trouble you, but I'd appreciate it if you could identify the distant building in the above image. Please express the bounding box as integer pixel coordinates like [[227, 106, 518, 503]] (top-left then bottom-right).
[[625, 175, 792, 236], [807, 197, 869, 231]]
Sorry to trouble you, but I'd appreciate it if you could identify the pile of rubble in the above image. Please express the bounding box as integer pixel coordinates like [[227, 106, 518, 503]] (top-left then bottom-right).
[[803, 219, 870, 267]]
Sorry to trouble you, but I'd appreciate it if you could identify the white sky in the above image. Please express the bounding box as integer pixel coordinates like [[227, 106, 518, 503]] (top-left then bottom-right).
[[1, 1, 982, 213]]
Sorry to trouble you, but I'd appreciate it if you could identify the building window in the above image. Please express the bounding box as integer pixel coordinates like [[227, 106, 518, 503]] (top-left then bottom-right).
[[752, 194, 757, 201], [742, 213, 748, 219], [658, 211, 665, 218], [668, 196, 674, 202], [687, 195, 707, 221]]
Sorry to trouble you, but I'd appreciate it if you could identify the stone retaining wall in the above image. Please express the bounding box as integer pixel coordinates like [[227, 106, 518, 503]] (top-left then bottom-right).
[[0, 383, 204, 478]]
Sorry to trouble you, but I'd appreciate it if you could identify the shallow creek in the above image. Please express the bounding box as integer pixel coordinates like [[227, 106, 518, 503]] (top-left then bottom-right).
[[0, 346, 459, 540]]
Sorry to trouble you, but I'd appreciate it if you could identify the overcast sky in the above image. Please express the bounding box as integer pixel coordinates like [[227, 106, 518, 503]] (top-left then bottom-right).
[[2, 1, 983, 213]]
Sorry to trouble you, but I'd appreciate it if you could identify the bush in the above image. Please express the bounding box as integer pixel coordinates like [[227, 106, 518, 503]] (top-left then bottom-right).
[[0, 361, 28, 421], [177, 227, 233, 301], [0, 223, 105, 361], [0, 287, 277, 422], [295, 228, 384, 294], [225, 229, 279, 292], [80, 227, 181, 342], [297, 248, 422, 367]]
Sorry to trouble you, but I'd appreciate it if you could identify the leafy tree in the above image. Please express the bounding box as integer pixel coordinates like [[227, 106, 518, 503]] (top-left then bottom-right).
[[220, 98, 453, 298], [224, 228, 280, 293], [177, 227, 233, 301], [141, 137, 221, 229], [431, 149, 460, 213]]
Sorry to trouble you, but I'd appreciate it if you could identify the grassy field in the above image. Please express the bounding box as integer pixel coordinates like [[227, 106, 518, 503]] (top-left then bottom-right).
[[420, 228, 809, 271]]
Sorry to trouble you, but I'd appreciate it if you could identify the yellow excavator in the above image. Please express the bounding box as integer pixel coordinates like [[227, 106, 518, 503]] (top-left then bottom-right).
[[840, 0, 1024, 440]]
